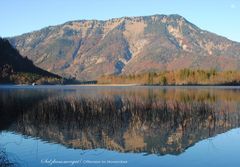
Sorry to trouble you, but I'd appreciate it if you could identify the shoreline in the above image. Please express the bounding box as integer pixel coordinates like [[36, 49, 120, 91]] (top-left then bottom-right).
[[1, 83, 240, 87]]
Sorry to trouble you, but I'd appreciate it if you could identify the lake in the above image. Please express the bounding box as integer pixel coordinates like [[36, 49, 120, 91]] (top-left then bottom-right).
[[0, 85, 240, 167]]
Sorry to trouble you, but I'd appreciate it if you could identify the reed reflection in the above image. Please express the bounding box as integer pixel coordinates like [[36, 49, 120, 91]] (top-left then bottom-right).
[[0, 87, 240, 155]]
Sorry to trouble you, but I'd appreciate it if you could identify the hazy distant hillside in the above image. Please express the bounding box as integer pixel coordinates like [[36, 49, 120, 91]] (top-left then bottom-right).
[[0, 38, 61, 84], [9, 14, 240, 80]]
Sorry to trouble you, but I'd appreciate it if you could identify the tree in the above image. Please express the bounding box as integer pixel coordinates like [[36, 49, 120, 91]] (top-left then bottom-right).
[[160, 76, 167, 85], [148, 72, 154, 85]]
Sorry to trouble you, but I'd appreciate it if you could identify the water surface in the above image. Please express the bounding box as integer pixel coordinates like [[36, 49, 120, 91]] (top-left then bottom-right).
[[0, 85, 240, 167]]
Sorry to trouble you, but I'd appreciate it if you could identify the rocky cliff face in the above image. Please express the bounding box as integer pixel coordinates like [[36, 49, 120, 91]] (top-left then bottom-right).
[[9, 14, 240, 80]]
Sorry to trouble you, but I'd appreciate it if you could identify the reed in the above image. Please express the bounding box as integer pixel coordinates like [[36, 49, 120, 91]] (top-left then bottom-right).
[[1, 90, 239, 155], [0, 149, 16, 167]]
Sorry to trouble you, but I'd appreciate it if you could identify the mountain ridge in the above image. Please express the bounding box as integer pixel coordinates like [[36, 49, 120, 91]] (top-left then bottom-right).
[[8, 14, 240, 80], [8, 14, 237, 42]]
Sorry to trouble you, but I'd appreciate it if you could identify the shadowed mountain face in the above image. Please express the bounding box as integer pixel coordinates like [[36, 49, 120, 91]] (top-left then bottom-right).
[[9, 14, 240, 80], [1, 87, 240, 155], [0, 38, 61, 84]]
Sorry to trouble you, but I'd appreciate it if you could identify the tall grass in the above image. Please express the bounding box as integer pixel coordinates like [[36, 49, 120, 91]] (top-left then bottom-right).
[[0, 149, 16, 167]]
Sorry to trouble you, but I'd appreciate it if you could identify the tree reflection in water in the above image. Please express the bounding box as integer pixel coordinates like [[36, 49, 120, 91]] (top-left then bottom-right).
[[0, 87, 240, 155]]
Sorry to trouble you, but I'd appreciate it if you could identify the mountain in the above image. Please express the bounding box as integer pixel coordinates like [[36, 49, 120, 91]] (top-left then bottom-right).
[[0, 38, 61, 84], [9, 14, 240, 80]]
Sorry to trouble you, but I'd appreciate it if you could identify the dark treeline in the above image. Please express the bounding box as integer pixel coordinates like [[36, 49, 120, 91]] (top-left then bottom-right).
[[98, 69, 240, 85]]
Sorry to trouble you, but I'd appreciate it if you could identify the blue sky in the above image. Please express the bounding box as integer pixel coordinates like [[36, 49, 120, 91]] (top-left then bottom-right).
[[0, 0, 239, 42]]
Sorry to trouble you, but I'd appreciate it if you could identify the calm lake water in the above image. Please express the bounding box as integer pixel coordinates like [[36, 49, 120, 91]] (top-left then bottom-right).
[[0, 85, 240, 167]]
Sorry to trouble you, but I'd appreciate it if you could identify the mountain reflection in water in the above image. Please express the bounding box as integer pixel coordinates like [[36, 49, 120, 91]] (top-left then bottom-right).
[[0, 86, 240, 156]]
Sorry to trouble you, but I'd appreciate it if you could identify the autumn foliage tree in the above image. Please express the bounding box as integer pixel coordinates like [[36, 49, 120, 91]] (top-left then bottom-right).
[[98, 68, 240, 85]]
